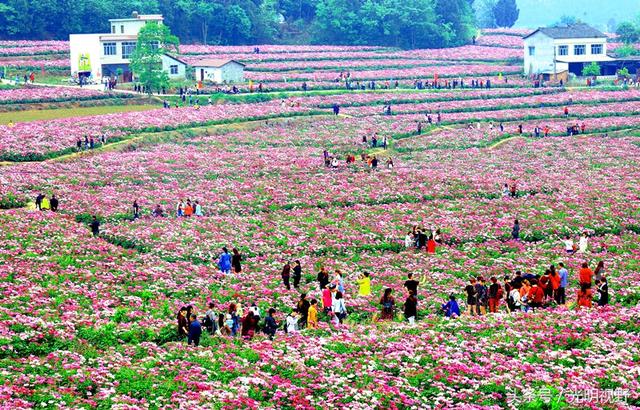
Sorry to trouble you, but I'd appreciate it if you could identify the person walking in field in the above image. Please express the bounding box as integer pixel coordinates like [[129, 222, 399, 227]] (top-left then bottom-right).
[[292, 260, 302, 289], [281, 261, 291, 290], [232, 248, 242, 274], [218, 247, 232, 274], [511, 219, 520, 240], [188, 314, 202, 346], [90, 216, 100, 237], [404, 290, 418, 324], [465, 278, 477, 316]]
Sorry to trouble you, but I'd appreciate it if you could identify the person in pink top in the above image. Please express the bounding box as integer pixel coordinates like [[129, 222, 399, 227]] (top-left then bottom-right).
[[322, 284, 335, 314]]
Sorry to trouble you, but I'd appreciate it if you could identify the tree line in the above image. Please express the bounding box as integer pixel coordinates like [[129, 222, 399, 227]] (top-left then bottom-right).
[[0, 0, 477, 49]]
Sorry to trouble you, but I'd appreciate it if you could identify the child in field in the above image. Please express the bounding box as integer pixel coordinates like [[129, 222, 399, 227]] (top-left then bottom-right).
[[442, 294, 460, 318], [307, 300, 318, 329]]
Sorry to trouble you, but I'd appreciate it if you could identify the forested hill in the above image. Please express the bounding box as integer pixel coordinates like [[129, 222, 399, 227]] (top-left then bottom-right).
[[0, 0, 475, 49]]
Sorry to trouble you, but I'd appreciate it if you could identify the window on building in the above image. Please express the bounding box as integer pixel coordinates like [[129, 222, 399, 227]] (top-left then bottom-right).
[[111, 26, 115, 34], [120, 25, 124, 34], [121, 42, 136, 59], [574, 45, 586, 55], [103, 42, 116, 56], [591, 44, 603, 54], [150, 41, 160, 51], [528, 46, 535, 56], [170, 65, 178, 75], [558, 45, 568, 56]]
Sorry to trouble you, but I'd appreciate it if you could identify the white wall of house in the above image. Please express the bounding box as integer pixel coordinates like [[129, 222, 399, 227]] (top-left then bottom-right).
[[194, 63, 245, 83], [108, 17, 163, 35], [161, 55, 186, 79], [69, 34, 102, 78], [524, 32, 610, 74]]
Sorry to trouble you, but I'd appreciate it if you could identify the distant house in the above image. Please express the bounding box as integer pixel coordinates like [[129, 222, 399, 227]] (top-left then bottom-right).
[[523, 24, 613, 76], [69, 12, 185, 82], [191, 59, 246, 84], [161, 54, 188, 80]]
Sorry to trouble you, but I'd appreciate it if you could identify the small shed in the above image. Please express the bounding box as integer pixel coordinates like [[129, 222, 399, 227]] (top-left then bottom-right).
[[191, 59, 245, 84], [161, 54, 188, 79]]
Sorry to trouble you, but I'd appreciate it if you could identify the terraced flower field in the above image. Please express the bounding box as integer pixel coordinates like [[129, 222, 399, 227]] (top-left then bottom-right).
[[1, 38, 640, 410]]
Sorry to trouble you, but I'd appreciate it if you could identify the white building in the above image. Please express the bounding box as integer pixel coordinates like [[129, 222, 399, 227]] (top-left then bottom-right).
[[523, 24, 613, 76], [191, 59, 246, 84], [69, 12, 186, 82]]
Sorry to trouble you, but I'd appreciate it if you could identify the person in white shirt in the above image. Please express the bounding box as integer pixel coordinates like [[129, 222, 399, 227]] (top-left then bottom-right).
[[249, 303, 261, 319], [563, 236, 575, 254], [502, 183, 509, 198], [194, 200, 203, 216], [331, 157, 339, 168], [404, 231, 414, 248], [286, 310, 299, 333], [508, 288, 521, 312], [578, 233, 588, 253], [331, 291, 347, 324]]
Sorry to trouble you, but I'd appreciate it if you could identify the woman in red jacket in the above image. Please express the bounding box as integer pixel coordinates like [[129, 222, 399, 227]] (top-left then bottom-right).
[[577, 283, 593, 308], [426, 235, 436, 254], [527, 280, 544, 310]]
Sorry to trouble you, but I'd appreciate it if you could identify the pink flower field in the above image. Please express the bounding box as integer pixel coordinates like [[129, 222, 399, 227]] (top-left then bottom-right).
[[1, 40, 640, 410]]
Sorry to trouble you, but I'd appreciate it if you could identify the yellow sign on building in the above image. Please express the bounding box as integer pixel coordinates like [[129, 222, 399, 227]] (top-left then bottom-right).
[[78, 53, 91, 72]]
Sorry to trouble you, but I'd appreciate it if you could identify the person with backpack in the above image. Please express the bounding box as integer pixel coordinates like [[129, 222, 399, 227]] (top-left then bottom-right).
[[475, 277, 488, 316], [332, 291, 347, 324], [508, 285, 522, 313], [379, 288, 395, 321], [488, 276, 503, 313], [203, 302, 218, 335]]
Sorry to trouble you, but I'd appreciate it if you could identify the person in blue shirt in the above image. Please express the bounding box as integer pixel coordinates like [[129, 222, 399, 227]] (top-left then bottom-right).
[[557, 262, 569, 305], [188, 314, 202, 346], [218, 247, 232, 274], [442, 294, 461, 318], [264, 308, 279, 340]]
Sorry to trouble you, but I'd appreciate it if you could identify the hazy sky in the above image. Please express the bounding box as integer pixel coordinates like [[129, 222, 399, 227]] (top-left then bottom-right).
[[514, 0, 640, 30]]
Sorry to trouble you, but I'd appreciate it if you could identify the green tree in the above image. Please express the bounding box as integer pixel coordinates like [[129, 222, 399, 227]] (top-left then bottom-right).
[[553, 15, 580, 27], [493, 0, 518, 28], [582, 62, 601, 77], [435, 0, 476, 45], [473, 0, 497, 29], [129, 22, 179, 93], [614, 43, 640, 57], [616, 21, 640, 44]]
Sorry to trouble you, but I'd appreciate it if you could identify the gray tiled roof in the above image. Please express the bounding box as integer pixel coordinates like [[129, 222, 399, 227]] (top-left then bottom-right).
[[524, 24, 606, 40]]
